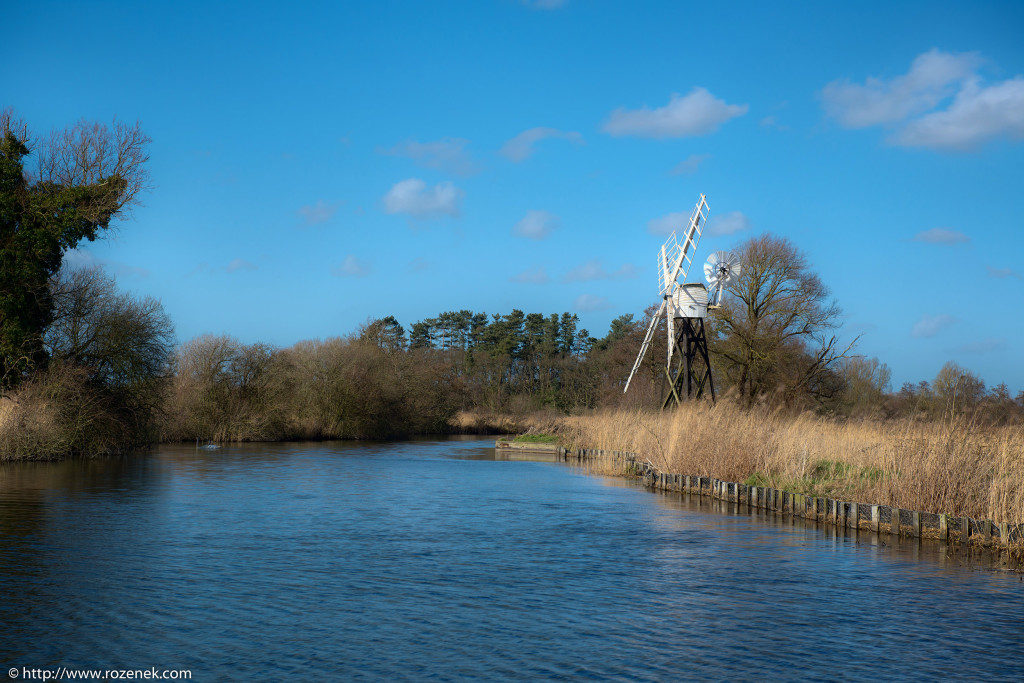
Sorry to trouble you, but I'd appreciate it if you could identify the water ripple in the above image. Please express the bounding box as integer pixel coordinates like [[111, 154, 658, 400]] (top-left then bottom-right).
[[1, 439, 1023, 681]]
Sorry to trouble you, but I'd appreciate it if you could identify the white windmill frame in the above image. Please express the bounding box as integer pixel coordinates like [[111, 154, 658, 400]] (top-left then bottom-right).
[[623, 193, 710, 395]]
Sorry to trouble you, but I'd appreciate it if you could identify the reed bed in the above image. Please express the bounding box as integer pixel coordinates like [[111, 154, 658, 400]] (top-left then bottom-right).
[[541, 402, 1024, 524]]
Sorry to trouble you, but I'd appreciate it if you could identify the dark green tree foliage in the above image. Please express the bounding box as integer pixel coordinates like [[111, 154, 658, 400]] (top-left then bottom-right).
[[398, 309, 594, 410], [0, 114, 149, 390]]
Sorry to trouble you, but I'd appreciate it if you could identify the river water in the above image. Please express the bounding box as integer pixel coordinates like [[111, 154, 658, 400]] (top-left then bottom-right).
[[1, 438, 1022, 681]]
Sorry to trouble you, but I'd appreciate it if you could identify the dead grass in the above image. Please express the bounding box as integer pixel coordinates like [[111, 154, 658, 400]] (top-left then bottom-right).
[[535, 402, 1024, 524], [449, 409, 562, 436]]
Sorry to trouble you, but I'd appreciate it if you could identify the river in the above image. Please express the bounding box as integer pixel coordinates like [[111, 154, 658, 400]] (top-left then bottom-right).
[[1, 438, 1022, 681]]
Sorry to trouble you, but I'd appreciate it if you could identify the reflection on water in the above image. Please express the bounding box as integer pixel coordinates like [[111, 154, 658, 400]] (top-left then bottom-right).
[[1, 439, 1022, 681]]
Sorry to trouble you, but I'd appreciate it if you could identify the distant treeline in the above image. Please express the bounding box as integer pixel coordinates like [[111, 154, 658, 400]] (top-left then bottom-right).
[[2, 111, 1022, 459], [4, 265, 1024, 459]]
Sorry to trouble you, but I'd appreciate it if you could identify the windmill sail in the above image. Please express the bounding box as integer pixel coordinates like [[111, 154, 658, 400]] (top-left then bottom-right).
[[704, 250, 741, 306], [623, 194, 710, 393]]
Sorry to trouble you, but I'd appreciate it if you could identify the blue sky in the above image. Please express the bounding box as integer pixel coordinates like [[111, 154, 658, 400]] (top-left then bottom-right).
[[5, 0, 1024, 391]]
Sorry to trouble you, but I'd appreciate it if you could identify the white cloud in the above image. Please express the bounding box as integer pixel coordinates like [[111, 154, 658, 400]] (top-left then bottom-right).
[[185, 263, 209, 278], [64, 248, 150, 278], [821, 49, 1024, 151], [894, 77, 1024, 150], [513, 210, 559, 240], [573, 294, 612, 312], [381, 137, 479, 176], [821, 49, 981, 128], [987, 266, 1022, 279], [563, 260, 640, 282], [956, 338, 1007, 353], [912, 227, 969, 244], [708, 211, 751, 236], [911, 313, 957, 338], [500, 127, 583, 162], [649, 210, 748, 237], [602, 88, 747, 139], [669, 154, 710, 176], [297, 200, 339, 226], [647, 211, 688, 236], [226, 258, 257, 273], [383, 178, 463, 219], [509, 266, 550, 284], [521, 0, 567, 8], [331, 255, 371, 278]]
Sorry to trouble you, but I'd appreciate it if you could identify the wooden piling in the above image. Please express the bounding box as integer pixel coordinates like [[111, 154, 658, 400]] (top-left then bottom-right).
[[850, 502, 859, 530], [892, 508, 901, 537], [939, 514, 948, 542], [961, 516, 969, 544], [912, 510, 921, 538]]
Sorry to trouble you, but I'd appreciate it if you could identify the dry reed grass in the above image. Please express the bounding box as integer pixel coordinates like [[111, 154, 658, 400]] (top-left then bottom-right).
[[450, 409, 562, 436], [540, 401, 1024, 524]]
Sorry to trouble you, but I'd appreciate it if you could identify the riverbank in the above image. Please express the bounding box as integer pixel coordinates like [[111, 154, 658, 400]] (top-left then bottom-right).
[[552, 446, 1024, 560], [516, 402, 1024, 529]]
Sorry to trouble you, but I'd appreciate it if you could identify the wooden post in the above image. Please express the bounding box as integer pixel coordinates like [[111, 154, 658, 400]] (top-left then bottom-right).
[[1000, 522, 1009, 547], [911, 510, 920, 538], [850, 502, 859, 530], [961, 516, 970, 544], [939, 514, 948, 543], [892, 508, 901, 537], [983, 520, 992, 546], [871, 505, 880, 532]]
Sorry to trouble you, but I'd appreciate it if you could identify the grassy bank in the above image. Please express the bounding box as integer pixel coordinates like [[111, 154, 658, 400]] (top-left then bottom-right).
[[528, 402, 1024, 525]]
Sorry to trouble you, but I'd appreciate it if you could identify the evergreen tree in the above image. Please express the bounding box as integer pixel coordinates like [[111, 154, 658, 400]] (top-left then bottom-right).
[[0, 120, 149, 389]]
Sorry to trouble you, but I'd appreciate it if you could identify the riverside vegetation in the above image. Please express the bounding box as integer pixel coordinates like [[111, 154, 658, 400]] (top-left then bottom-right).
[[2, 110, 1023, 528]]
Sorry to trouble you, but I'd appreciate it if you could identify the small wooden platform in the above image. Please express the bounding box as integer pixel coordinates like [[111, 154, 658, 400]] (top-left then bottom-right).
[[494, 440, 562, 454]]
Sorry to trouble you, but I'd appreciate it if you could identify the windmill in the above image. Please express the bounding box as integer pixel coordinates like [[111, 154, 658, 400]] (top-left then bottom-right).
[[623, 194, 741, 407], [704, 251, 742, 307]]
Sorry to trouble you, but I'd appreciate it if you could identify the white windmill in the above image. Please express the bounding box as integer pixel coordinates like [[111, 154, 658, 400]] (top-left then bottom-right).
[[623, 193, 708, 401], [623, 195, 741, 406]]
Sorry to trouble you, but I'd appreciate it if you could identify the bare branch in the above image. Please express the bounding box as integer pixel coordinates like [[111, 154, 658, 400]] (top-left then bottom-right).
[[35, 117, 152, 222]]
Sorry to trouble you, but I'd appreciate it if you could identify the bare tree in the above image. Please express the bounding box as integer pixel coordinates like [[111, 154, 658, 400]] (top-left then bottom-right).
[[46, 264, 174, 394], [711, 234, 856, 407]]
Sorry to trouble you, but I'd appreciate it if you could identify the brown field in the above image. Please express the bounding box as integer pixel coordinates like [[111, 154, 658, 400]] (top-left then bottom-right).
[[514, 402, 1024, 524]]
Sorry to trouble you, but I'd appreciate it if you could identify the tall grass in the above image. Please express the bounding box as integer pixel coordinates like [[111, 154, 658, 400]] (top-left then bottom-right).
[[544, 401, 1024, 524]]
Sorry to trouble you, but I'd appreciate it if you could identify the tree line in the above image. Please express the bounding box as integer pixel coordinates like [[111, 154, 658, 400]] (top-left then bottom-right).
[[2, 110, 1022, 458]]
